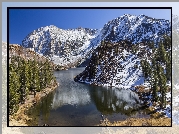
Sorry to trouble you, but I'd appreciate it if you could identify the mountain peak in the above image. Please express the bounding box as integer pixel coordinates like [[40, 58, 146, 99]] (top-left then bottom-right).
[[21, 14, 171, 67]]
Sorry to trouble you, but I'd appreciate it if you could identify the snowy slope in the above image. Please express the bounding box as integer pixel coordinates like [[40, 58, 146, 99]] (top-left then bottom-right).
[[22, 25, 98, 67], [74, 14, 171, 88], [21, 14, 171, 67], [74, 41, 151, 90], [101, 14, 170, 44]]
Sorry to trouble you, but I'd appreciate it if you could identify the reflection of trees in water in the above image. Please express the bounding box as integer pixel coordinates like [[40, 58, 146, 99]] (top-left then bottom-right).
[[28, 91, 54, 125], [41, 92, 54, 123], [90, 86, 141, 116]]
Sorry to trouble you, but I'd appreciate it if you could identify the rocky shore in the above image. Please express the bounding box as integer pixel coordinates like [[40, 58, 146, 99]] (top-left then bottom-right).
[[98, 116, 171, 126], [9, 82, 59, 126], [98, 108, 171, 126]]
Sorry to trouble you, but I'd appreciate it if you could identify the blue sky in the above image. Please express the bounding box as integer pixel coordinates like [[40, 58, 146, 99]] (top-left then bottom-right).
[[9, 8, 171, 44]]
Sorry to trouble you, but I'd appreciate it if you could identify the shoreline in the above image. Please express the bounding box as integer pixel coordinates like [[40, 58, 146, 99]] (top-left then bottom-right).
[[9, 77, 171, 126], [98, 116, 171, 126], [9, 82, 59, 126], [98, 85, 171, 126]]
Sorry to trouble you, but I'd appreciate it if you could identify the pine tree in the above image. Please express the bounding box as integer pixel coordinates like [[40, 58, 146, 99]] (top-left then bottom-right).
[[139, 36, 171, 106], [141, 59, 151, 80], [31, 60, 40, 92], [166, 51, 171, 81], [9, 63, 21, 114], [148, 41, 155, 49], [150, 57, 158, 101], [9, 54, 57, 115], [157, 42, 167, 63], [150, 69, 158, 102], [157, 65, 167, 108], [24, 60, 30, 95], [44, 60, 49, 87], [42, 59, 54, 88], [19, 59, 26, 104], [39, 61, 46, 89], [163, 35, 171, 50]]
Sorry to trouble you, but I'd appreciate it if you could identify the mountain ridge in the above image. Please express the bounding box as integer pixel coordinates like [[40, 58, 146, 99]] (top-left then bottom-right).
[[21, 14, 171, 68]]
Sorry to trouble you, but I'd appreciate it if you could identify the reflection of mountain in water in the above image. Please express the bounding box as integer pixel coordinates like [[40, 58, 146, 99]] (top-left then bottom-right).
[[51, 81, 142, 116], [51, 86, 91, 109], [50, 68, 143, 118], [90, 86, 142, 115]]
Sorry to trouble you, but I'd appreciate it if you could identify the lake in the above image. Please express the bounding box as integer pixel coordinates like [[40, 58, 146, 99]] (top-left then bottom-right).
[[29, 67, 150, 126]]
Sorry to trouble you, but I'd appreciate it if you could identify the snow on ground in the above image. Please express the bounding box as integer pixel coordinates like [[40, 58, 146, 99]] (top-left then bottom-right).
[[154, 92, 171, 118], [96, 51, 144, 90]]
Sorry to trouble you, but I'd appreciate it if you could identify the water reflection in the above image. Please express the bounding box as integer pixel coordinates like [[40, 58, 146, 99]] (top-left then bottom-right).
[[30, 68, 147, 126], [52, 68, 142, 115], [27, 91, 54, 126], [90, 86, 142, 115], [52, 85, 91, 109]]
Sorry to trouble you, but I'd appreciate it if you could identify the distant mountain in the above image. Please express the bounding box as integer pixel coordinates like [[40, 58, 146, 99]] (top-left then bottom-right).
[[21, 14, 171, 68], [22, 25, 99, 67]]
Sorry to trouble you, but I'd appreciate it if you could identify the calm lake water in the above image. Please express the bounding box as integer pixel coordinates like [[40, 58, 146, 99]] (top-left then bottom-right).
[[29, 67, 149, 126]]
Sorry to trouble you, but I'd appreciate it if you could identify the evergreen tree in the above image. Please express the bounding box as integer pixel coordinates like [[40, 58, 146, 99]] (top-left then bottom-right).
[[141, 59, 151, 80], [9, 63, 21, 114], [152, 74, 158, 102], [148, 41, 155, 49], [166, 51, 171, 81], [9, 54, 57, 115], [163, 35, 171, 50], [31, 60, 40, 91], [150, 65, 158, 102], [19, 59, 26, 104], [156, 42, 167, 63], [140, 35, 171, 107], [157, 65, 167, 108]]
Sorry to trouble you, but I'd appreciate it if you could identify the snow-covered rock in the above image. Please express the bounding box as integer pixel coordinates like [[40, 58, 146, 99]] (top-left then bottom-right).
[[22, 25, 99, 67]]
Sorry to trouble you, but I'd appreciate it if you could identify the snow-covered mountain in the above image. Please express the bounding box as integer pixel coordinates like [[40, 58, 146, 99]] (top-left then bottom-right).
[[22, 25, 98, 67], [74, 14, 171, 89], [98, 14, 170, 42], [21, 14, 171, 68], [74, 40, 151, 89]]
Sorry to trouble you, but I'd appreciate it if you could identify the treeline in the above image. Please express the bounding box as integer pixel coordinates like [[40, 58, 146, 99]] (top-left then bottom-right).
[[9, 56, 56, 115], [141, 35, 171, 108]]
